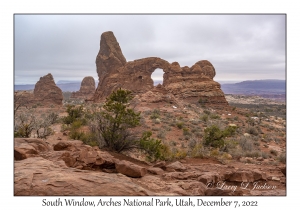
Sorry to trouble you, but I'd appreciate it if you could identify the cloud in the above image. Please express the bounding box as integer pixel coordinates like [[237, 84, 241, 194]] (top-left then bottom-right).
[[14, 14, 286, 84]]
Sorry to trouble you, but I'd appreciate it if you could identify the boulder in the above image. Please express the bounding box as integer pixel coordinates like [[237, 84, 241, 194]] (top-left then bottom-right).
[[147, 167, 165, 175], [53, 140, 83, 151], [115, 160, 147, 178], [224, 170, 266, 182], [14, 138, 50, 160], [198, 172, 223, 184], [166, 161, 187, 172]]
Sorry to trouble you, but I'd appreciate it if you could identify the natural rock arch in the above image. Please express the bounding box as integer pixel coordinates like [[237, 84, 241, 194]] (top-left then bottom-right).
[[91, 31, 227, 105]]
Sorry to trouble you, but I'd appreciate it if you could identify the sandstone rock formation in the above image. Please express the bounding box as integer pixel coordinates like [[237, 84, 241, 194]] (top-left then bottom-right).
[[14, 157, 152, 196], [70, 76, 95, 99], [92, 31, 228, 105], [14, 138, 286, 196], [33, 73, 63, 105]]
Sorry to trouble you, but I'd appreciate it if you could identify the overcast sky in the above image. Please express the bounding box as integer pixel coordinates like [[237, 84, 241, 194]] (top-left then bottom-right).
[[14, 14, 286, 85]]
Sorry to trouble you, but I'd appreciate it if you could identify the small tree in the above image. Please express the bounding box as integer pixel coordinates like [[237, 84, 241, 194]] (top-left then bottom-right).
[[96, 89, 141, 152]]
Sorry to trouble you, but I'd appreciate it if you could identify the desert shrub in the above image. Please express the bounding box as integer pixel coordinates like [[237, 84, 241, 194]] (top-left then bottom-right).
[[190, 143, 208, 158], [14, 112, 36, 138], [150, 109, 160, 119], [96, 89, 141, 152], [204, 110, 211, 115], [239, 137, 254, 151], [244, 150, 261, 158], [254, 142, 260, 146], [60, 124, 68, 132], [46, 112, 59, 124], [169, 141, 177, 146], [270, 149, 278, 156], [210, 114, 220, 119], [223, 126, 237, 137], [15, 111, 58, 139], [62, 105, 85, 125], [198, 98, 207, 105], [69, 130, 85, 140], [223, 139, 238, 152], [173, 149, 187, 159], [203, 125, 236, 148], [79, 132, 99, 147], [210, 148, 220, 157], [194, 131, 203, 138], [157, 129, 166, 139], [203, 125, 224, 148], [176, 122, 184, 129], [246, 126, 259, 136], [188, 138, 197, 148], [139, 131, 168, 162], [261, 152, 269, 159], [200, 114, 209, 122], [278, 153, 286, 163], [183, 127, 191, 136], [34, 118, 54, 139]]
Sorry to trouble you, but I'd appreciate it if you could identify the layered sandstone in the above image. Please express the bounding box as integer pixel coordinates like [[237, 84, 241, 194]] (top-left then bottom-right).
[[33, 73, 63, 105], [70, 76, 95, 99], [14, 138, 285, 196], [92, 31, 228, 105]]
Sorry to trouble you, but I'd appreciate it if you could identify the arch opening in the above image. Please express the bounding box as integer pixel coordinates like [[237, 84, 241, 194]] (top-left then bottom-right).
[[151, 68, 164, 86]]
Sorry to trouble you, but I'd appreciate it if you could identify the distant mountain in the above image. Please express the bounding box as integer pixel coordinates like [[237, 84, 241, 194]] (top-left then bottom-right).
[[56, 80, 81, 84], [154, 80, 163, 86], [221, 80, 285, 94], [14, 84, 35, 91], [221, 80, 286, 102], [15, 81, 99, 92]]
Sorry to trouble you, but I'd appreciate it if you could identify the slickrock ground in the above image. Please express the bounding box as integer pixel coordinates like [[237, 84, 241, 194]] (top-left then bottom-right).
[[14, 136, 286, 196]]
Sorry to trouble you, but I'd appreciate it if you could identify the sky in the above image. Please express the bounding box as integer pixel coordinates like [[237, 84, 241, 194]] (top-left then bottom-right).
[[14, 14, 286, 85]]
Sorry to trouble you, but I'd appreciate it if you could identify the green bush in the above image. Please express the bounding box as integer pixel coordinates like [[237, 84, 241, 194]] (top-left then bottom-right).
[[62, 105, 84, 125], [183, 127, 191, 136], [201, 114, 209, 122], [203, 125, 237, 148], [150, 109, 160, 119], [139, 131, 166, 162], [210, 114, 220, 119], [176, 122, 184, 129], [69, 130, 98, 147]]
